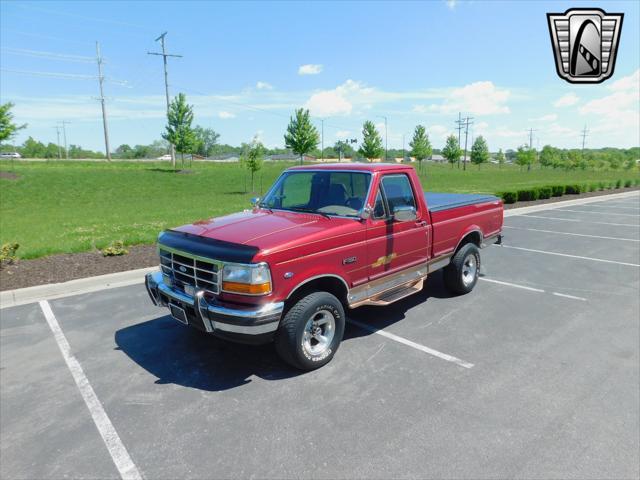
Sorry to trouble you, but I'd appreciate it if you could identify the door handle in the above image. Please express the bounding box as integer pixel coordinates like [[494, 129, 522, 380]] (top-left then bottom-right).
[[416, 220, 427, 227]]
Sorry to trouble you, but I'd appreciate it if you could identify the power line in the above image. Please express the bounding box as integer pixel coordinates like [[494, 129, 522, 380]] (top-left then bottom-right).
[[0, 68, 96, 80], [1, 47, 95, 63], [148, 32, 182, 168], [95, 42, 112, 161], [455, 112, 463, 151]]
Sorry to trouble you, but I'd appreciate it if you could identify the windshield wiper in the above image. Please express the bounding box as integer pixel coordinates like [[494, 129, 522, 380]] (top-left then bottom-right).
[[288, 207, 331, 219]]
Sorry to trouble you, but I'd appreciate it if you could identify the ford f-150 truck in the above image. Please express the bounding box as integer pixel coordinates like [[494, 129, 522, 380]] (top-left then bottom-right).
[[145, 163, 503, 370]]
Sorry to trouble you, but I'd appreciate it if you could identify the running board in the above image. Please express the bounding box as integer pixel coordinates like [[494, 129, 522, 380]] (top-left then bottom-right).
[[356, 278, 424, 307]]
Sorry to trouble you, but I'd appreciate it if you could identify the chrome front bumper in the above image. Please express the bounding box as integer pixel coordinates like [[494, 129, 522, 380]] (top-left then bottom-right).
[[145, 271, 283, 336]]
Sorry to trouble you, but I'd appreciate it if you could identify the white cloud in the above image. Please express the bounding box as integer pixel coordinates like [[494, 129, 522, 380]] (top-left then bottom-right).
[[218, 111, 236, 119], [530, 113, 558, 122], [579, 69, 639, 143], [335, 130, 352, 139], [255, 81, 273, 90], [446, 0, 457, 9], [422, 81, 511, 115], [553, 93, 579, 107], [298, 64, 323, 75], [304, 79, 373, 117]]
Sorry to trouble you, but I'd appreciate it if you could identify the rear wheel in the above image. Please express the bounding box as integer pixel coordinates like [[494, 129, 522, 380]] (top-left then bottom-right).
[[275, 292, 345, 370], [444, 243, 480, 295]]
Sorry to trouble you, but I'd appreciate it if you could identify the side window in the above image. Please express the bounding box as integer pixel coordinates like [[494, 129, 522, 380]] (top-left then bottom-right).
[[381, 175, 416, 213], [373, 191, 387, 219]]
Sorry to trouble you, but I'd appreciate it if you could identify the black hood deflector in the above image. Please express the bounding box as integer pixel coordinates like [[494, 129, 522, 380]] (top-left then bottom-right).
[[158, 230, 259, 264]]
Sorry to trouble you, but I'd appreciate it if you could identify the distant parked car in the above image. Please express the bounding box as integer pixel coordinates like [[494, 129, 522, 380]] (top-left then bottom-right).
[[0, 152, 21, 158], [156, 154, 172, 161]]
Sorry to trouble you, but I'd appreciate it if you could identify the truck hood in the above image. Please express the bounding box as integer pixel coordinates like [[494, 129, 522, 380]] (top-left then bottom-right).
[[172, 209, 357, 257]]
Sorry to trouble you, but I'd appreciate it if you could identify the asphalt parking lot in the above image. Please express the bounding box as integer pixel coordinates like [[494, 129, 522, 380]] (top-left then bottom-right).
[[1, 193, 639, 480]]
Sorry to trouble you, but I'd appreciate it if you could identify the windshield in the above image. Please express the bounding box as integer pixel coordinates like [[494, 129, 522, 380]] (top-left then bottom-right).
[[261, 171, 371, 217]]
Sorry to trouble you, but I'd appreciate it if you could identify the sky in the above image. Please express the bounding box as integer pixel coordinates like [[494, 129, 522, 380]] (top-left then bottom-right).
[[1, 0, 639, 153]]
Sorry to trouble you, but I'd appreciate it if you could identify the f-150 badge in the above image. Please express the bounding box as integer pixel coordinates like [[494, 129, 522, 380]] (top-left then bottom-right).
[[547, 8, 623, 84]]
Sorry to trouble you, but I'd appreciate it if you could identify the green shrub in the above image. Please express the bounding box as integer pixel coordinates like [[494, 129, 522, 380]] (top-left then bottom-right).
[[538, 186, 552, 199], [101, 240, 128, 257], [589, 183, 598, 192], [551, 185, 565, 197], [615, 179, 622, 189], [500, 191, 518, 204], [624, 179, 632, 188], [517, 188, 539, 201], [598, 181, 606, 190], [635, 179, 640, 186], [564, 184, 582, 194], [0, 242, 19, 267]]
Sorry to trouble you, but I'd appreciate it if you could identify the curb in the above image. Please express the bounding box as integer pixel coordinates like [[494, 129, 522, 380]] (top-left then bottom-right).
[[1, 267, 158, 309], [1, 190, 638, 309], [504, 190, 638, 217]]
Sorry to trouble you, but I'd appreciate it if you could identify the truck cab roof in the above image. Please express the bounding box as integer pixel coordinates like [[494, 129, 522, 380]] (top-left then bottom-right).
[[287, 163, 413, 173]]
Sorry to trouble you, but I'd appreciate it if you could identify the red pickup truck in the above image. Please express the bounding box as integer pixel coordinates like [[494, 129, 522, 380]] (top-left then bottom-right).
[[145, 163, 503, 370]]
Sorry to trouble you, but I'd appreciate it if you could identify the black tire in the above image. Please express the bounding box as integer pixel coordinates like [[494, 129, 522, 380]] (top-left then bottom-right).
[[275, 291, 345, 371], [443, 243, 481, 295]]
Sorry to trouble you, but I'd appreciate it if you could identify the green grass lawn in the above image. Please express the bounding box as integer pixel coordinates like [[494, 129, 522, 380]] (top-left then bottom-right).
[[1, 160, 638, 259]]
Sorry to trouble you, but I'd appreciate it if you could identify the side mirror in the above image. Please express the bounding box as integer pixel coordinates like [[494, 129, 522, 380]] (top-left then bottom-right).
[[250, 197, 261, 207], [393, 205, 417, 222], [359, 205, 372, 220]]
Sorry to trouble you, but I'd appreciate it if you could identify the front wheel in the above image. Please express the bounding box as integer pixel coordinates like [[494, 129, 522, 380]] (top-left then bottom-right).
[[443, 243, 481, 295], [275, 292, 345, 370]]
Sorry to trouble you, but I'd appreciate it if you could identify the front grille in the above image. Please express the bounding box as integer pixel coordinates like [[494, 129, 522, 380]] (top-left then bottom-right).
[[158, 247, 221, 295]]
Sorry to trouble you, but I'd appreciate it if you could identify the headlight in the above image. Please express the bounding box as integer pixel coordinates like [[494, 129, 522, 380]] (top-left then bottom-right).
[[222, 263, 272, 295]]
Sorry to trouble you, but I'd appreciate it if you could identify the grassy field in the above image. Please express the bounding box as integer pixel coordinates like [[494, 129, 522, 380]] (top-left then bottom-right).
[[1, 160, 638, 259]]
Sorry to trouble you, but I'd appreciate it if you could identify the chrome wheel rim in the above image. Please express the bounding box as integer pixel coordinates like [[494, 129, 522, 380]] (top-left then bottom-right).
[[302, 310, 335, 357], [461, 254, 478, 286]]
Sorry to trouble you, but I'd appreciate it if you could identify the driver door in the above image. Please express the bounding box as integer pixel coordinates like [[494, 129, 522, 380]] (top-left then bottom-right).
[[366, 173, 430, 281]]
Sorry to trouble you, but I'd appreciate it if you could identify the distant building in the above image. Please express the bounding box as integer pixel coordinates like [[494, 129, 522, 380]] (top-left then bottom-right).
[[430, 154, 446, 163]]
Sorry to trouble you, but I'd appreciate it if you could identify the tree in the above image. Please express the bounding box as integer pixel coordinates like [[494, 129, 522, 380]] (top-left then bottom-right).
[[162, 93, 197, 168], [495, 149, 505, 168], [241, 135, 265, 193], [358, 120, 384, 161], [284, 108, 319, 165], [442, 135, 461, 168], [193, 126, 220, 157], [470, 136, 489, 169], [0, 102, 26, 144], [539, 145, 559, 169], [334, 140, 355, 160], [515, 145, 536, 171], [115, 144, 133, 158], [409, 125, 432, 172], [21, 137, 46, 158]]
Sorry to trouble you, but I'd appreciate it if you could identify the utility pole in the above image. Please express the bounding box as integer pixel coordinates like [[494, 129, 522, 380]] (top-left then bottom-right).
[[53, 126, 62, 159], [60, 121, 69, 160], [528, 127, 538, 171], [462, 116, 473, 171], [580, 125, 589, 159], [321, 119, 324, 162], [455, 112, 463, 168], [95, 42, 111, 161], [148, 32, 182, 169]]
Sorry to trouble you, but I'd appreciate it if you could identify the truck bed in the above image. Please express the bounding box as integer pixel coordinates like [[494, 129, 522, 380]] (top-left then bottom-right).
[[425, 192, 499, 212]]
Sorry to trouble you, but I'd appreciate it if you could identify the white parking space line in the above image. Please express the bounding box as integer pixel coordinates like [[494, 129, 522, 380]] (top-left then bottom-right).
[[584, 204, 640, 211], [501, 245, 640, 267], [479, 277, 587, 301], [555, 209, 639, 218], [39, 301, 142, 480], [502, 226, 640, 242], [347, 318, 474, 369], [552, 292, 587, 301], [520, 215, 639, 227], [479, 277, 544, 292]]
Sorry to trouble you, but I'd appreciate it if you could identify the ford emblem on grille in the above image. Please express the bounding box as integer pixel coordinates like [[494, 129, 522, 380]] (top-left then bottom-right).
[[179, 265, 187, 273]]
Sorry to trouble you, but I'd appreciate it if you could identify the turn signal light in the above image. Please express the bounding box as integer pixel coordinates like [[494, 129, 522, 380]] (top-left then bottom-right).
[[221, 281, 272, 295]]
